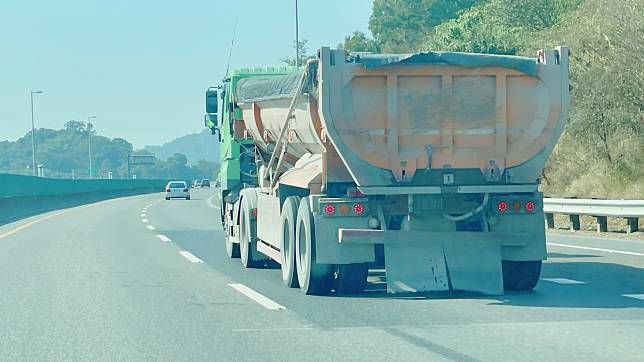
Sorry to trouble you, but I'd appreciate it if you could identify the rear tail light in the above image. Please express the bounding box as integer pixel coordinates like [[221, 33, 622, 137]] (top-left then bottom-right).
[[353, 203, 365, 215], [166, 189, 171, 192], [323, 204, 336, 215], [252, 208, 258, 217], [497, 201, 508, 213], [525, 201, 536, 212], [183, 188, 189, 192], [338, 204, 350, 215]]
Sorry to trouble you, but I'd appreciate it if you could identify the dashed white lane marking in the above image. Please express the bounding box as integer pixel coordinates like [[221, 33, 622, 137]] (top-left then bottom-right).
[[541, 278, 586, 285], [179, 251, 203, 263], [233, 327, 313, 332], [146, 225, 156, 230], [206, 194, 220, 210], [228, 283, 286, 311], [142, 219, 149, 223], [547, 242, 644, 257], [156, 234, 171, 242], [623, 294, 644, 301], [141, 214, 146, 217]]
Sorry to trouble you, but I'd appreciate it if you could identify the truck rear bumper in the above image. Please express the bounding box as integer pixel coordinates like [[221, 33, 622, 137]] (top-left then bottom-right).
[[339, 229, 531, 247]]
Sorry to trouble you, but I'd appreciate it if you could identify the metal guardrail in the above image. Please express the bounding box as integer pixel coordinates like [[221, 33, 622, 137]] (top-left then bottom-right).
[[543, 198, 643, 233]]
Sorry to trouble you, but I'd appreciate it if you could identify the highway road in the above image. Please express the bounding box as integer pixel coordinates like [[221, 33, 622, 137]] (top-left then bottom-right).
[[1, 189, 643, 361]]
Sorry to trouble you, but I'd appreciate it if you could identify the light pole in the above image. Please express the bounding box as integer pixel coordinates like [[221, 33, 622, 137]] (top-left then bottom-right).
[[87, 116, 96, 179], [295, 0, 300, 67], [30, 90, 44, 176]]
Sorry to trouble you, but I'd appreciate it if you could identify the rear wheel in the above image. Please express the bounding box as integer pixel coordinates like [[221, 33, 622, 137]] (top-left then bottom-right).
[[335, 263, 369, 294], [280, 196, 300, 288], [502, 260, 542, 291], [296, 197, 333, 295], [239, 193, 266, 268]]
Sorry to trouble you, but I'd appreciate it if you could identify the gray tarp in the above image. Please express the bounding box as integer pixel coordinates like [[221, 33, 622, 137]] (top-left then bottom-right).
[[236, 51, 538, 102], [236, 71, 304, 103], [353, 52, 538, 77]]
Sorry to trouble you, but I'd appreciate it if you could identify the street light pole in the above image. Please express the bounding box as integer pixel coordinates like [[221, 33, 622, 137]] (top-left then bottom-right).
[[295, 0, 299, 67], [30, 90, 44, 176], [87, 116, 96, 179]]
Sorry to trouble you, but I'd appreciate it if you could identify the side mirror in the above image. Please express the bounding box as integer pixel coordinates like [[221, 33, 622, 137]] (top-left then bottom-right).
[[206, 88, 218, 114], [203, 114, 221, 142]]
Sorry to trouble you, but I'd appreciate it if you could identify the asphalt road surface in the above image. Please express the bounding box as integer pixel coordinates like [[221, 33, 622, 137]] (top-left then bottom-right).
[[1, 189, 642, 361]]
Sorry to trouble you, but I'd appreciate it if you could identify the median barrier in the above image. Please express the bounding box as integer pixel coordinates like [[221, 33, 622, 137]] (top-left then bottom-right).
[[0, 173, 167, 225]]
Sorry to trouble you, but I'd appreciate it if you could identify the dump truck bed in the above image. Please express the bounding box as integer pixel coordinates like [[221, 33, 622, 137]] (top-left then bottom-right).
[[236, 47, 569, 188]]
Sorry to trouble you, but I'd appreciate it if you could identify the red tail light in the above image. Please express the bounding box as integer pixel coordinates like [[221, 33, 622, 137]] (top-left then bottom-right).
[[183, 188, 189, 192], [353, 203, 365, 215], [323, 204, 336, 215], [525, 201, 536, 212], [497, 201, 508, 213], [252, 208, 258, 217], [166, 189, 171, 192]]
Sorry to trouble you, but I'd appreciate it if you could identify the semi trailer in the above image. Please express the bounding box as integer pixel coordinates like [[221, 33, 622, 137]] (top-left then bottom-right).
[[205, 47, 569, 295]]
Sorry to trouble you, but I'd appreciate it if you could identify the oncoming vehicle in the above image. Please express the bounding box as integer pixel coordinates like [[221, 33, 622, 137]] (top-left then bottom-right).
[[165, 181, 190, 200]]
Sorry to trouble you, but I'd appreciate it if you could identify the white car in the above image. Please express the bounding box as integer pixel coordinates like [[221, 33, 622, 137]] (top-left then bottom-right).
[[165, 181, 190, 200]]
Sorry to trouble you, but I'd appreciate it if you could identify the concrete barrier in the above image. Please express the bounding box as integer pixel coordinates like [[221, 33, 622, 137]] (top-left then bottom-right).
[[0, 173, 167, 225]]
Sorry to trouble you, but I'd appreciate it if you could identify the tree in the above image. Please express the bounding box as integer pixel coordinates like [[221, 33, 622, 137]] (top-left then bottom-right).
[[339, 31, 380, 53], [281, 39, 311, 66], [369, 0, 481, 53]]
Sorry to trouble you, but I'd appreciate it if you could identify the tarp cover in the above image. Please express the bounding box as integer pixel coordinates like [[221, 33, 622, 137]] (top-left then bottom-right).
[[235, 52, 538, 102], [353, 51, 538, 77], [236, 71, 304, 102]]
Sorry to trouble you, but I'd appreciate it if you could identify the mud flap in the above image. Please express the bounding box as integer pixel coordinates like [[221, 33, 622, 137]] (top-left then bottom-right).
[[384, 240, 503, 295], [384, 242, 449, 293]]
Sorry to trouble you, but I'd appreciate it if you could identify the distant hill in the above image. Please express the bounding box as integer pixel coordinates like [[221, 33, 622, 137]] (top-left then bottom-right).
[[145, 129, 219, 165]]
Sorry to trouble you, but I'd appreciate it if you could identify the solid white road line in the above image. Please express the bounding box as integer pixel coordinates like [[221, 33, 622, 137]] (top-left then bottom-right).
[[541, 278, 586, 285], [179, 251, 203, 263], [146, 225, 156, 230], [547, 242, 644, 257], [142, 219, 149, 223], [156, 234, 171, 242], [623, 294, 644, 301], [206, 194, 220, 210], [228, 283, 286, 311]]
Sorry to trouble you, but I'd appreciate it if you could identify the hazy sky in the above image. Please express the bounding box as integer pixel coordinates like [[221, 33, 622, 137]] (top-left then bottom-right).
[[0, 0, 372, 148]]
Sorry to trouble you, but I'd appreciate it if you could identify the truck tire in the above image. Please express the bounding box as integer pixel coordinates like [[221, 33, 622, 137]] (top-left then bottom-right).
[[280, 196, 301, 288], [239, 194, 265, 268], [335, 263, 368, 294], [502, 260, 542, 291], [296, 197, 333, 295]]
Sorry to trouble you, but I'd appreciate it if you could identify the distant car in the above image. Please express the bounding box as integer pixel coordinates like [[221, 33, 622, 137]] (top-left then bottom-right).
[[165, 181, 190, 200], [201, 179, 210, 188], [193, 180, 202, 188]]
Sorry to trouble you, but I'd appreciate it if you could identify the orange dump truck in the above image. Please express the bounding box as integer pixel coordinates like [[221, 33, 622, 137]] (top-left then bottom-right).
[[205, 46, 569, 295]]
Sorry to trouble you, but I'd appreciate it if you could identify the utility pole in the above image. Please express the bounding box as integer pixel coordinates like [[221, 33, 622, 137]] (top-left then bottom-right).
[[295, 0, 300, 67], [87, 116, 96, 179], [30, 90, 44, 176]]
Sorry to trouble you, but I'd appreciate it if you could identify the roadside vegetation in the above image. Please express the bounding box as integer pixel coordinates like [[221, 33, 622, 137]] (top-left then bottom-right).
[[0, 121, 219, 181], [339, 0, 643, 199]]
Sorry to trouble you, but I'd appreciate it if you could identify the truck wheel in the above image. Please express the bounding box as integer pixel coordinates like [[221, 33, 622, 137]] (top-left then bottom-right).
[[239, 196, 265, 268], [296, 197, 333, 295], [335, 263, 369, 294], [502, 260, 542, 291], [280, 196, 300, 288]]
